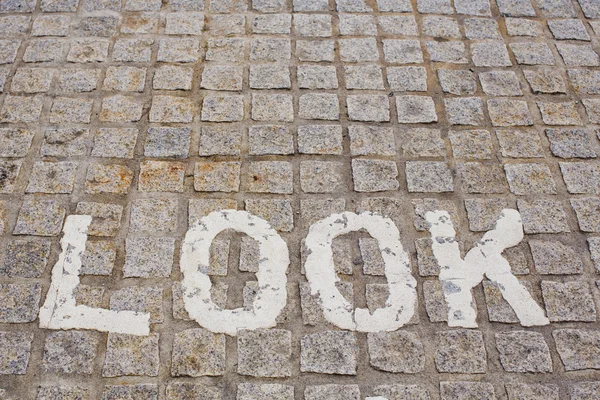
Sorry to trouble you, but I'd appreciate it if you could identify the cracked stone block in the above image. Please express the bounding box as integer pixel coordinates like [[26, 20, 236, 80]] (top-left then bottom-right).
[[14, 199, 65, 236], [401, 128, 445, 158], [130, 198, 178, 233], [553, 329, 600, 370], [0, 332, 33, 375], [188, 199, 237, 227], [56, 69, 101, 93], [449, 130, 492, 159], [249, 125, 293, 155], [0, 95, 44, 123], [367, 331, 425, 373], [81, 241, 116, 276], [495, 331, 552, 372], [24, 39, 64, 63], [483, 280, 534, 322], [549, 19, 589, 40], [530, 240, 583, 274], [571, 197, 600, 232], [382, 39, 422, 64], [11, 68, 54, 93], [542, 281, 596, 322], [110, 286, 163, 323], [250, 38, 290, 61], [237, 383, 293, 400], [123, 237, 174, 278], [252, 94, 294, 122], [301, 161, 345, 193], [75, 202, 123, 237], [373, 385, 430, 400], [41, 128, 89, 158], [517, 199, 569, 234], [440, 382, 496, 400], [298, 125, 342, 154], [171, 329, 225, 377], [435, 330, 487, 373], [102, 333, 159, 377], [471, 41, 511, 67], [426, 41, 468, 63], [537, 101, 582, 125], [504, 163, 556, 195], [99, 95, 143, 122], [194, 162, 241, 192], [166, 383, 220, 400], [339, 14, 377, 35], [238, 329, 292, 377], [464, 198, 508, 231], [556, 43, 600, 66], [437, 69, 476, 95], [545, 128, 595, 158], [479, 71, 522, 96], [68, 39, 110, 63], [505, 383, 558, 400], [406, 161, 453, 193], [496, 129, 544, 158], [387, 66, 426, 92], [154, 66, 193, 91], [397, 96, 437, 123], [157, 38, 200, 62], [206, 38, 245, 61], [444, 97, 485, 126], [296, 39, 335, 62], [300, 199, 345, 229], [198, 126, 242, 156], [41, 331, 99, 375], [103, 66, 146, 92], [0, 283, 41, 323], [300, 331, 357, 375], [524, 69, 566, 94], [1, 239, 50, 278], [294, 14, 332, 37], [85, 164, 133, 195], [139, 160, 185, 192], [247, 161, 293, 194], [300, 93, 340, 120], [165, 12, 204, 35], [487, 99, 533, 126], [352, 159, 399, 192], [560, 163, 600, 194], [101, 385, 158, 400], [0, 161, 20, 193], [245, 199, 293, 232], [304, 385, 360, 400], [349, 126, 395, 156], [297, 65, 338, 89], [36, 386, 91, 400], [347, 95, 389, 122], [422, 16, 460, 38], [464, 18, 501, 39], [509, 42, 555, 65]]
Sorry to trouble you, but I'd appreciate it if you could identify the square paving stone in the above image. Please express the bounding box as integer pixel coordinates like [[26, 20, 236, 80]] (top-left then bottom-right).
[[99, 95, 143, 122], [41, 331, 99, 375], [252, 14, 291, 34], [537, 101, 582, 125], [583, 99, 600, 124], [548, 19, 589, 40], [570, 381, 600, 399], [24, 39, 64, 63], [101, 384, 158, 400], [85, 164, 133, 194], [199, 126, 242, 156], [294, 14, 332, 37], [505, 383, 559, 400], [1, 239, 50, 278], [487, 99, 533, 126], [440, 382, 495, 400], [296, 40, 335, 62], [300, 331, 357, 375], [252, 94, 294, 122], [250, 38, 291, 61], [238, 329, 292, 378], [347, 95, 389, 122], [367, 331, 425, 373], [305, 385, 359, 400], [416, 238, 441, 276], [0, 283, 41, 323], [41, 128, 89, 158], [92, 128, 138, 159], [382, 40, 423, 64], [435, 329, 487, 373], [144, 127, 190, 158], [542, 281, 596, 322], [545, 128, 595, 158], [559, 162, 600, 194], [510, 42, 555, 65], [349, 126, 395, 156], [81, 241, 116, 275], [11, 68, 54, 93], [102, 333, 160, 377], [387, 66, 427, 92], [301, 161, 345, 193], [14, 199, 65, 236], [553, 329, 600, 370], [194, 162, 241, 193], [406, 161, 453, 193], [103, 66, 145, 92], [413, 198, 460, 231], [166, 383, 221, 400], [26, 162, 77, 194], [75, 202, 123, 237], [123, 237, 174, 278], [0, 95, 44, 123], [247, 161, 293, 194], [556, 43, 600, 66], [464, 198, 508, 231], [201, 96, 244, 122], [153, 65, 193, 91], [471, 41, 512, 67], [171, 328, 225, 377], [297, 65, 338, 89], [378, 15, 417, 35], [373, 385, 431, 400], [245, 199, 294, 232], [249, 125, 293, 155], [130, 198, 178, 233], [479, 71, 522, 96], [524, 69, 566, 94], [56, 69, 100, 93], [165, 12, 204, 35], [150, 95, 194, 123], [300, 199, 346, 229], [422, 16, 461, 38], [110, 286, 163, 323], [571, 197, 600, 232], [206, 38, 245, 62], [359, 238, 385, 275], [444, 98, 485, 126], [298, 125, 343, 155], [426, 41, 468, 63], [506, 18, 542, 36], [139, 160, 185, 192], [300, 93, 340, 120], [237, 383, 293, 400], [495, 331, 552, 372], [437, 69, 476, 95], [351, 159, 398, 192], [517, 199, 569, 234], [188, 199, 237, 227], [344, 65, 384, 90], [397, 96, 437, 123], [416, 0, 453, 13], [113, 38, 153, 62], [36, 386, 91, 400], [504, 163, 557, 195], [449, 130, 492, 159], [483, 280, 534, 322], [157, 38, 200, 62], [0, 332, 33, 375], [0, 128, 34, 157], [496, 129, 544, 158], [464, 18, 501, 39], [339, 14, 377, 35], [68, 39, 110, 63], [340, 38, 379, 62], [529, 240, 583, 274], [249, 65, 290, 89]]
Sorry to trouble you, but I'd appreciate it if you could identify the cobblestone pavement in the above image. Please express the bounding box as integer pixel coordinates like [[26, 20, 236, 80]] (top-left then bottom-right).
[[1, 0, 600, 399]]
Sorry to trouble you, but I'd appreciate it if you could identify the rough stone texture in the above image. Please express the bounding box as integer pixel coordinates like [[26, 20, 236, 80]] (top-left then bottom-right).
[[435, 330, 487, 373], [102, 333, 160, 377], [41, 331, 99, 375], [541, 281, 597, 322], [172, 329, 225, 377], [300, 331, 357, 375], [238, 329, 292, 377], [553, 329, 600, 370], [367, 331, 425, 373], [495, 331, 552, 372]]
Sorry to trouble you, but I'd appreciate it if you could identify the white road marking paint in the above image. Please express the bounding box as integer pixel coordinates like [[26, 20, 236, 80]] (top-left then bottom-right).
[[180, 210, 290, 336], [425, 209, 549, 328], [304, 212, 417, 332], [39, 215, 151, 335]]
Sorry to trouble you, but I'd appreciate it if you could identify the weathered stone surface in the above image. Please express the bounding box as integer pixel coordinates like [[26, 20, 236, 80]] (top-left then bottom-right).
[[495, 331, 552, 372], [553, 329, 600, 370], [301, 331, 357, 375]]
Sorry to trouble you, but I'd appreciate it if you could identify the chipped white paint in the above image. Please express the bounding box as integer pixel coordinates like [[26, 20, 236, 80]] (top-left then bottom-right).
[[180, 210, 289, 336], [425, 209, 549, 328], [39, 215, 151, 335], [304, 212, 417, 332]]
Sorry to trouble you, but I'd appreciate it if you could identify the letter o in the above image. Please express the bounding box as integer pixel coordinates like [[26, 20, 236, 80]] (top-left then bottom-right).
[[180, 210, 289, 336], [304, 212, 417, 332]]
